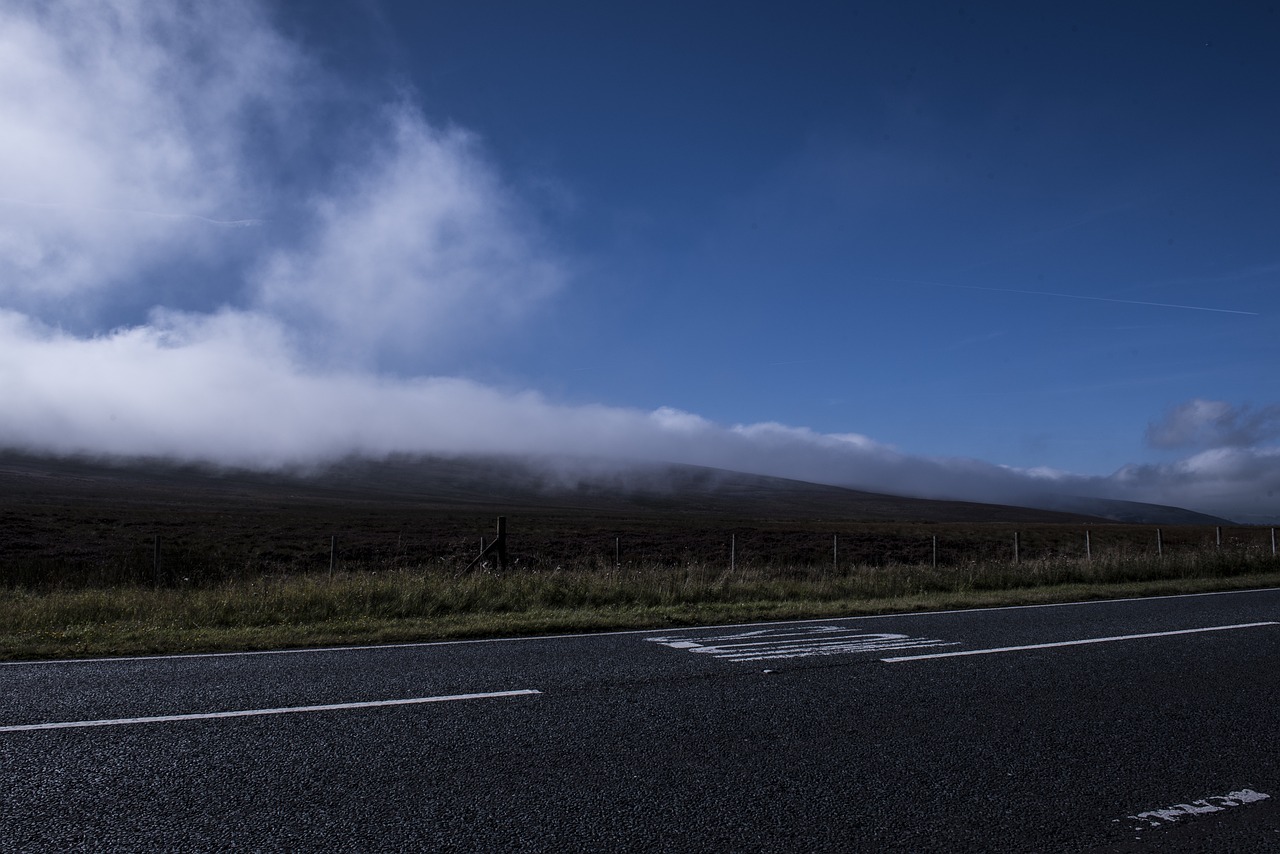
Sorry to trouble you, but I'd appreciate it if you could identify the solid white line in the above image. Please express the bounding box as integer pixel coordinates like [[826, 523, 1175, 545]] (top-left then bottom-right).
[[5, 585, 1278, 667], [0, 689, 541, 733], [881, 622, 1278, 662]]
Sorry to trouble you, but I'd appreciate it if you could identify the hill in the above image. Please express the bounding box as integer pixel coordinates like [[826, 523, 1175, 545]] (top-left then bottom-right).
[[0, 450, 1250, 586], [0, 449, 1225, 525]]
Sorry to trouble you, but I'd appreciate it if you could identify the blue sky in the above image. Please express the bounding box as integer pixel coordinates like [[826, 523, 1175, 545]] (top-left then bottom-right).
[[1, 1, 1277, 520]]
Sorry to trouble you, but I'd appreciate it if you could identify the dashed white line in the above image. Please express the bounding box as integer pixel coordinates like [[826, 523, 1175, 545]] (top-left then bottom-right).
[[0, 689, 542, 733], [880, 622, 1278, 662]]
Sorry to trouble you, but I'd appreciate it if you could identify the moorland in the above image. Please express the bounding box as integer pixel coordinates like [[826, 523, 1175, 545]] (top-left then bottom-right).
[[1, 451, 1275, 660]]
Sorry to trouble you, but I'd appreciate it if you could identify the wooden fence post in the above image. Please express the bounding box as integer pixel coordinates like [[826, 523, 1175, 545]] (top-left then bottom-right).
[[1157, 528, 1163, 558], [1085, 530, 1092, 561], [153, 535, 160, 587], [1014, 532, 1020, 565], [465, 517, 509, 571]]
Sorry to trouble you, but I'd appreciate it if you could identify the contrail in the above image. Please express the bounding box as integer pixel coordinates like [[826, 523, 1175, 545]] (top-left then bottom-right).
[[0, 197, 262, 227], [933, 283, 1260, 316]]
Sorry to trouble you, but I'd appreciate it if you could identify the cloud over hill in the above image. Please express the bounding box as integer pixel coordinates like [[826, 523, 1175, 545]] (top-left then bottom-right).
[[0, 1, 1276, 523]]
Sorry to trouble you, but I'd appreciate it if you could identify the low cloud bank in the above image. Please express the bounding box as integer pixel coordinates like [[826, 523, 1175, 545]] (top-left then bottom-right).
[[0, 1, 1276, 523], [3, 309, 1277, 521]]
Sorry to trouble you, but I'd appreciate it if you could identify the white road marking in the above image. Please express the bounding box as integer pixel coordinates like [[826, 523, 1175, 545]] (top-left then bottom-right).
[[0, 689, 542, 733], [1125, 789, 1270, 830], [4, 586, 1277, 667], [649, 626, 956, 661], [881, 622, 1278, 662]]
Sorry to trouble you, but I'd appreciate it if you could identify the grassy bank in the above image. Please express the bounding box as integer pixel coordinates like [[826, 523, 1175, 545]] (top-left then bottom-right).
[[4, 550, 1278, 661]]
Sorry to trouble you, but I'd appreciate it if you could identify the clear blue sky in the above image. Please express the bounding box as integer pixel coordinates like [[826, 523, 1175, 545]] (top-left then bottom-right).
[[297, 0, 1277, 471], [1, 1, 1277, 519]]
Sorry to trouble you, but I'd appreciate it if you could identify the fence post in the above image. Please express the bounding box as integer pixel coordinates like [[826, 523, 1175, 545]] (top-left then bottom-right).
[[1216, 526, 1222, 550], [731, 534, 736, 572], [1014, 532, 1020, 565], [1272, 527, 1277, 557], [1157, 528, 1163, 558], [932, 535, 937, 568], [329, 535, 335, 578], [615, 537, 620, 569], [1085, 530, 1092, 561], [465, 517, 509, 571], [833, 534, 838, 574], [153, 535, 160, 587]]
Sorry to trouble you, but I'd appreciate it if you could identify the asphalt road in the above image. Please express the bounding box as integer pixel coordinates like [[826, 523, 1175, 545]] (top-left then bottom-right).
[[2, 588, 1278, 852]]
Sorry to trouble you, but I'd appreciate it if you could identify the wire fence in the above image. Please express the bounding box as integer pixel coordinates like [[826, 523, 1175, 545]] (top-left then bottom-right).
[[2, 517, 1277, 590]]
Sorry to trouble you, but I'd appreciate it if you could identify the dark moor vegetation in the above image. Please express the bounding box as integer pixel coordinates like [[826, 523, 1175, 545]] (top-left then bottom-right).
[[2, 452, 1277, 660]]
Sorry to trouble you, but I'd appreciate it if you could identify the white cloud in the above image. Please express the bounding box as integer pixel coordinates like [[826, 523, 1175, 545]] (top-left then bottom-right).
[[649, 407, 714, 433], [0, 0, 303, 309], [254, 104, 564, 366], [1147, 398, 1280, 450]]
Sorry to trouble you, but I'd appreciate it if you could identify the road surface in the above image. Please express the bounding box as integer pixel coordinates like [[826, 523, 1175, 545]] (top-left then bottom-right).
[[2, 588, 1278, 851]]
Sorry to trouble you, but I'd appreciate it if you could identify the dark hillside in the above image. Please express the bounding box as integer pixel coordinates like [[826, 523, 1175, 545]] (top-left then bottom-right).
[[0, 451, 1249, 589], [0, 450, 1109, 523]]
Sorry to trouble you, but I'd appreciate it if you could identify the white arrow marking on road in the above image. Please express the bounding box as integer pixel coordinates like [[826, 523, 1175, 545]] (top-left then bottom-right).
[[0, 689, 542, 733], [881, 622, 1278, 662], [648, 628, 956, 661]]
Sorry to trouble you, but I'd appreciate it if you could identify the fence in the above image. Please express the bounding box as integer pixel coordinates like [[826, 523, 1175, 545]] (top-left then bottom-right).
[[2, 516, 1277, 589]]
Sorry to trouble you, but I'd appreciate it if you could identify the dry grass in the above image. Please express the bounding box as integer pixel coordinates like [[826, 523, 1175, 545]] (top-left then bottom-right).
[[4, 549, 1277, 661]]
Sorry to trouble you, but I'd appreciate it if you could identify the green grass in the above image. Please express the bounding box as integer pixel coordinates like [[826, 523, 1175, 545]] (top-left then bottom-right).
[[4, 549, 1278, 661]]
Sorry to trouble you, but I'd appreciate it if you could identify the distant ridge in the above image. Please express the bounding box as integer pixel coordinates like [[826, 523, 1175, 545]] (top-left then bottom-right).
[[0, 449, 1228, 525], [1030, 495, 1231, 526]]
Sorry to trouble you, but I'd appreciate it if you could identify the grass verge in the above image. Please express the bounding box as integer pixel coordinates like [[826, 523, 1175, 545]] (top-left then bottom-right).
[[4, 552, 1279, 661]]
